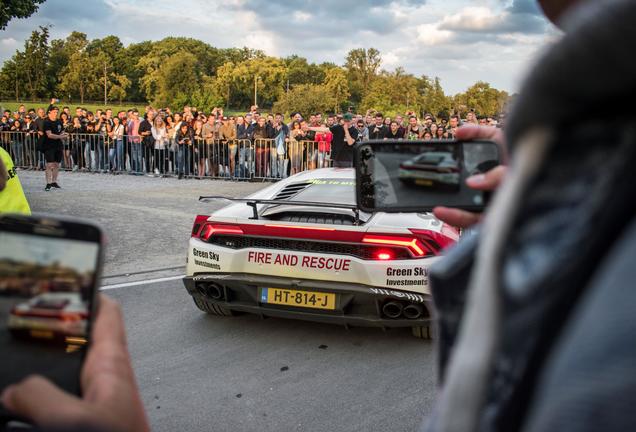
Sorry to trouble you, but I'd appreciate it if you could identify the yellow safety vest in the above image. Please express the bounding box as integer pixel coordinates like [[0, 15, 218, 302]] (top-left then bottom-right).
[[0, 147, 31, 215]]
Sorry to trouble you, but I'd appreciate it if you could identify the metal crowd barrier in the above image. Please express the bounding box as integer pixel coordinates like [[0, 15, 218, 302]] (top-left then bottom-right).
[[0, 131, 332, 180]]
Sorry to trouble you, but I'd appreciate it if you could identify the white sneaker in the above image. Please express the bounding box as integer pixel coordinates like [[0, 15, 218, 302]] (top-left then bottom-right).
[[154, 168, 160, 175]]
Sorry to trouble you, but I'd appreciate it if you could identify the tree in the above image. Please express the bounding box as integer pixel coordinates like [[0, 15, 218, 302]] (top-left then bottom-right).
[[223, 57, 287, 108], [21, 25, 51, 100], [152, 52, 200, 108], [360, 68, 421, 117], [324, 67, 350, 113], [0, 0, 45, 30], [419, 75, 450, 118], [57, 34, 95, 103], [345, 48, 381, 103], [108, 73, 131, 104], [273, 84, 334, 117], [453, 81, 509, 117]]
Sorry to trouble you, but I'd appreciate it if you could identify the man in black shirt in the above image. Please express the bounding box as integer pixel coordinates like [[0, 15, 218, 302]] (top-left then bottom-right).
[[314, 112, 358, 168], [34, 108, 47, 170], [369, 112, 388, 140], [138, 111, 155, 174], [42, 106, 68, 191]]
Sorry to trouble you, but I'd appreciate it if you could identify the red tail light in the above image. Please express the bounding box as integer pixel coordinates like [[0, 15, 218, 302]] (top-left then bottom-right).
[[362, 235, 431, 257], [191, 215, 210, 237], [375, 250, 394, 261], [200, 224, 244, 241], [410, 228, 458, 251]]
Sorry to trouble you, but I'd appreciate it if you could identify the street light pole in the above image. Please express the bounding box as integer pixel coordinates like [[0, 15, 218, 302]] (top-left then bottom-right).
[[103, 62, 108, 106], [254, 75, 259, 107]]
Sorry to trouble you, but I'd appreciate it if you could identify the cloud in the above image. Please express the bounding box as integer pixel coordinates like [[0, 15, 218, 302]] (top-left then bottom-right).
[[0, 0, 556, 94]]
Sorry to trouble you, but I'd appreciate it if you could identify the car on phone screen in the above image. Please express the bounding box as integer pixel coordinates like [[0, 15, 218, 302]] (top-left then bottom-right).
[[183, 168, 459, 339], [8, 292, 88, 341], [398, 151, 461, 189]]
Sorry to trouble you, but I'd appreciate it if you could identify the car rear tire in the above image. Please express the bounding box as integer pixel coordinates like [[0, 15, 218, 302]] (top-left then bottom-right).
[[193, 297, 235, 317], [411, 325, 433, 340]]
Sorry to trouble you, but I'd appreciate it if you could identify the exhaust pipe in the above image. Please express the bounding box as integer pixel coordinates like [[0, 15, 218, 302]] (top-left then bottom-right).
[[382, 302, 403, 319], [197, 283, 224, 300], [403, 303, 424, 319]]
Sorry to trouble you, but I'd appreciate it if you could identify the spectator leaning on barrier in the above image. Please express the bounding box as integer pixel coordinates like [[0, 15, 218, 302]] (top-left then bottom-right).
[[110, 116, 125, 173], [369, 112, 387, 140], [175, 121, 193, 180], [34, 108, 46, 170], [138, 111, 155, 175], [127, 110, 142, 174], [271, 113, 288, 178], [151, 117, 169, 176], [235, 115, 253, 178], [219, 116, 236, 178], [202, 114, 219, 177]]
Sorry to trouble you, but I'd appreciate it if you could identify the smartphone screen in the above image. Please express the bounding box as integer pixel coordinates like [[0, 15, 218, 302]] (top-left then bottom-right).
[[355, 140, 500, 213], [0, 220, 101, 397]]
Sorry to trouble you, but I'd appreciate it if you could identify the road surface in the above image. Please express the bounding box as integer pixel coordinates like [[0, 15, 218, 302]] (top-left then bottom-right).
[[14, 170, 437, 431]]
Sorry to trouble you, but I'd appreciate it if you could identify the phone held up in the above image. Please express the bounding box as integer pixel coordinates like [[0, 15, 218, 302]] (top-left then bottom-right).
[[354, 139, 501, 213], [0, 215, 103, 415]]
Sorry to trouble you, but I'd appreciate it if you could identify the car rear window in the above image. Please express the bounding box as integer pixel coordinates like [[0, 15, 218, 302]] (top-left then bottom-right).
[[33, 298, 70, 309], [291, 179, 355, 205]]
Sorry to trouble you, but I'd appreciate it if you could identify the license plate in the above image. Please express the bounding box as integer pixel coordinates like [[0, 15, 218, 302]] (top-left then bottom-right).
[[260, 288, 336, 310]]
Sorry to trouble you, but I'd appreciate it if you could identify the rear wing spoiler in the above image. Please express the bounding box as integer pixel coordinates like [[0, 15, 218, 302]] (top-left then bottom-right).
[[198, 196, 362, 224]]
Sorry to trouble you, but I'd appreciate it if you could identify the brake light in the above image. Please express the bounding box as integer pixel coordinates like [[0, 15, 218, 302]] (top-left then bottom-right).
[[375, 250, 394, 261], [191, 215, 210, 237], [200, 224, 244, 241], [362, 235, 430, 257]]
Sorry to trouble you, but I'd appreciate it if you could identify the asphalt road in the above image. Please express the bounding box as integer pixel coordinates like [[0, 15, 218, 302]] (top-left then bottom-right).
[[16, 170, 437, 432]]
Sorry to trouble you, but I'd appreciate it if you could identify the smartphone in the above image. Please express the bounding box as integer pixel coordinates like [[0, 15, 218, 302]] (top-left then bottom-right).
[[0, 215, 102, 405], [355, 139, 501, 213]]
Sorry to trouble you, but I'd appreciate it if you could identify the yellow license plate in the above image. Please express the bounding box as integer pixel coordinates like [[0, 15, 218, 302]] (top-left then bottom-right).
[[260, 288, 336, 310], [30, 329, 54, 339], [415, 179, 433, 186]]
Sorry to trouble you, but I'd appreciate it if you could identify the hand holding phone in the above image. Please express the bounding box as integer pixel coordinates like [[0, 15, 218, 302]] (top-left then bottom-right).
[[355, 139, 502, 213], [0, 215, 149, 430]]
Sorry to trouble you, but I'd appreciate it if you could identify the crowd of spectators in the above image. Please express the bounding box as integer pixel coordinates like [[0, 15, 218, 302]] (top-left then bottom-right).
[[0, 100, 500, 180]]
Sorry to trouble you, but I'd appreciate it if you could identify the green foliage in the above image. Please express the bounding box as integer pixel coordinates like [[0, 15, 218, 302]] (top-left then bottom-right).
[[0, 0, 45, 30], [345, 48, 382, 104], [0, 28, 511, 115], [324, 67, 350, 113], [273, 84, 335, 117], [361, 68, 421, 117], [453, 81, 508, 117], [19, 25, 51, 100], [152, 52, 200, 107]]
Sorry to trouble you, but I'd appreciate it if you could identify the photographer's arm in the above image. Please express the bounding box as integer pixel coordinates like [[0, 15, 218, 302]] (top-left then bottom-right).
[[1, 296, 150, 432]]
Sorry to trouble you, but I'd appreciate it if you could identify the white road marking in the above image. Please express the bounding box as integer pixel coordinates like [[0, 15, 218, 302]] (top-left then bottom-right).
[[100, 275, 185, 291]]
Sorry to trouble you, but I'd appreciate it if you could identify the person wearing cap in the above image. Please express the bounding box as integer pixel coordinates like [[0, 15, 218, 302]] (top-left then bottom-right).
[[311, 112, 358, 168]]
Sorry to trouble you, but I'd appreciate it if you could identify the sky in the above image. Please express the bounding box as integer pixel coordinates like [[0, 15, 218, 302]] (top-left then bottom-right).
[[0, 232, 99, 273], [0, 0, 559, 95]]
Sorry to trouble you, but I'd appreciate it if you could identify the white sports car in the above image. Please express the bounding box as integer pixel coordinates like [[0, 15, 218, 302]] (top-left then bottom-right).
[[8, 292, 88, 340], [183, 168, 459, 338]]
